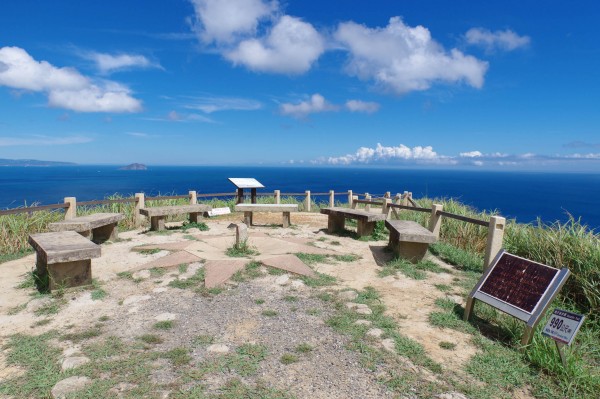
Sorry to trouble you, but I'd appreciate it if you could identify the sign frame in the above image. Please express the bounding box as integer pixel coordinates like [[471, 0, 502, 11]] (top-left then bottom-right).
[[464, 250, 570, 345], [542, 308, 585, 346]]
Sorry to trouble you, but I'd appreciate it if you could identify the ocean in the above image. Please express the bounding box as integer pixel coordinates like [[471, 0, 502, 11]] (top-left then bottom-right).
[[1, 166, 599, 230]]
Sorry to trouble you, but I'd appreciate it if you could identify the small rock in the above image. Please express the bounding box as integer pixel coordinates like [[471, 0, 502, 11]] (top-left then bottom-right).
[[155, 313, 177, 322], [366, 328, 383, 338], [62, 347, 81, 358], [132, 270, 151, 279], [355, 304, 373, 315], [290, 280, 305, 290], [122, 295, 152, 306], [60, 356, 90, 371], [381, 338, 396, 352], [206, 344, 230, 354], [339, 290, 358, 301], [354, 320, 372, 326], [274, 275, 290, 286], [437, 393, 468, 399], [51, 376, 91, 398], [345, 302, 358, 310]]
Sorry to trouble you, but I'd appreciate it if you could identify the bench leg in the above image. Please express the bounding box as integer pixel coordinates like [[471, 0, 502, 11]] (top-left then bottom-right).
[[92, 223, 118, 243], [357, 220, 375, 236], [282, 212, 291, 228], [397, 242, 429, 263], [150, 216, 166, 231], [327, 214, 345, 233], [189, 212, 200, 223], [47, 259, 92, 291], [244, 211, 253, 226]]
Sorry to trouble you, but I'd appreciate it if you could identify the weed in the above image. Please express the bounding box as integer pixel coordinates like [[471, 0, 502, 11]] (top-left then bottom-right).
[[8, 303, 27, 315], [280, 353, 299, 364], [181, 221, 209, 231], [61, 327, 102, 343], [295, 252, 329, 265], [255, 298, 265, 305], [178, 263, 188, 274], [91, 288, 107, 300], [295, 343, 313, 353], [379, 258, 426, 280], [98, 315, 110, 322], [117, 271, 133, 280], [261, 310, 278, 317], [439, 341, 456, 350], [138, 334, 163, 345], [226, 240, 259, 257], [193, 334, 214, 346], [163, 347, 192, 366], [283, 295, 298, 302], [306, 308, 321, 316], [139, 248, 161, 255], [153, 320, 174, 330], [301, 272, 336, 287], [429, 242, 483, 273], [333, 254, 361, 262], [434, 284, 452, 292], [149, 267, 166, 276], [31, 318, 52, 327]]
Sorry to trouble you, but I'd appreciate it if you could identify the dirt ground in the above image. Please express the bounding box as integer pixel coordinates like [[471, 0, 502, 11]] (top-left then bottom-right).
[[0, 212, 522, 398]]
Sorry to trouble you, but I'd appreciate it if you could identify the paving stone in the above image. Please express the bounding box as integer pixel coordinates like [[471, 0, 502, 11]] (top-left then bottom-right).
[[261, 255, 316, 277], [204, 259, 247, 288], [339, 290, 358, 301], [366, 328, 383, 338], [155, 313, 177, 321], [132, 251, 201, 271], [51, 376, 91, 398], [381, 338, 396, 352], [122, 295, 152, 306], [60, 356, 90, 371], [206, 344, 230, 354], [275, 274, 290, 286]]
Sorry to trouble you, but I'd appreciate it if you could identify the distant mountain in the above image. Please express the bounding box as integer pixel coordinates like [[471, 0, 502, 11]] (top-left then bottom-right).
[[119, 163, 148, 170], [0, 158, 76, 166]]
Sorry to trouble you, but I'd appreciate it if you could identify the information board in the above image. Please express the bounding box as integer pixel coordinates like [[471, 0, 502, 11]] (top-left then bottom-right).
[[228, 178, 264, 189], [542, 309, 585, 345]]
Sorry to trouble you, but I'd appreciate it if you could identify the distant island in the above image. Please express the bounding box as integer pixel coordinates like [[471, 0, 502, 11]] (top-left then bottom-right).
[[0, 158, 76, 167], [119, 163, 147, 170]]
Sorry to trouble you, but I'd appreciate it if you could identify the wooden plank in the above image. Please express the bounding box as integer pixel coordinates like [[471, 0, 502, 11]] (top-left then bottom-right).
[[49, 213, 124, 232], [139, 204, 212, 217], [388, 203, 431, 213], [320, 207, 387, 222], [0, 203, 68, 216], [28, 231, 100, 264], [437, 211, 488, 226], [385, 220, 436, 244]]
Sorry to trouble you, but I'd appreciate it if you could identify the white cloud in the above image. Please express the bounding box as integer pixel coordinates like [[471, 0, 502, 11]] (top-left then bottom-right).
[[225, 15, 325, 74], [127, 132, 149, 138], [144, 110, 215, 123], [0, 46, 142, 113], [0, 135, 93, 146], [345, 100, 380, 114], [190, 0, 277, 44], [280, 94, 338, 118], [185, 96, 262, 113], [465, 28, 530, 52], [326, 143, 447, 165], [460, 150, 483, 158], [334, 17, 488, 94], [84, 52, 161, 74]]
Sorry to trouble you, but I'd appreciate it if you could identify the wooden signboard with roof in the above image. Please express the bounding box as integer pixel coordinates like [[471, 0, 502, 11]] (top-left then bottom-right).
[[464, 250, 570, 345]]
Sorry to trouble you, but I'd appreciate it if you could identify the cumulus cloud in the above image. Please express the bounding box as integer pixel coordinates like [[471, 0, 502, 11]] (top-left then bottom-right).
[[190, 0, 324, 74], [0, 46, 142, 112], [334, 17, 488, 94], [465, 28, 531, 52], [0, 135, 93, 146], [345, 100, 380, 113], [191, 0, 277, 44], [84, 52, 161, 74], [459, 150, 483, 158], [185, 96, 262, 113], [326, 143, 447, 165], [280, 94, 338, 118]]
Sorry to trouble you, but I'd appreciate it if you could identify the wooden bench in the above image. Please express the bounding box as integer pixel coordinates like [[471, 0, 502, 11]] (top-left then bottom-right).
[[48, 213, 123, 243], [385, 220, 437, 263], [234, 203, 298, 227], [139, 204, 212, 231], [320, 199, 390, 237], [28, 231, 101, 291]]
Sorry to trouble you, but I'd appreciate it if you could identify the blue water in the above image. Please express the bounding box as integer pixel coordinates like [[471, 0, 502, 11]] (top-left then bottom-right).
[[1, 166, 599, 230]]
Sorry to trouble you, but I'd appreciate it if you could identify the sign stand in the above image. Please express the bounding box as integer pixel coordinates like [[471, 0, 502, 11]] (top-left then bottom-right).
[[541, 308, 585, 368], [464, 250, 570, 346], [555, 341, 567, 368]]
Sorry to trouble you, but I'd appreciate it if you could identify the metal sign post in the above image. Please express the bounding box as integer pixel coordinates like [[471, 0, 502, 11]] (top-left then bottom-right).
[[542, 308, 585, 368]]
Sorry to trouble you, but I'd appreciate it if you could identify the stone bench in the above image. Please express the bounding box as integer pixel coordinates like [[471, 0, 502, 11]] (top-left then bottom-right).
[[385, 220, 437, 263], [320, 207, 388, 237], [48, 213, 123, 243], [234, 203, 298, 227], [28, 231, 101, 291], [139, 204, 212, 231]]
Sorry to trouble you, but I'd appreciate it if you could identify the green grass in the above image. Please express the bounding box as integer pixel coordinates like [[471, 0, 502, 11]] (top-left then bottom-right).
[[181, 221, 209, 231], [434, 283, 452, 292], [168, 267, 205, 289], [300, 272, 336, 287], [439, 341, 456, 350], [153, 320, 174, 330], [137, 334, 163, 345], [254, 298, 265, 305], [231, 261, 264, 282], [294, 252, 329, 265], [429, 242, 484, 273], [163, 347, 192, 366], [378, 258, 426, 279], [61, 327, 103, 342], [295, 343, 313, 353], [139, 248, 161, 255], [280, 353, 299, 364], [226, 240, 259, 257], [192, 334, 214, 346], [333, 254, 361, 262], [261, 309, 278, 317]]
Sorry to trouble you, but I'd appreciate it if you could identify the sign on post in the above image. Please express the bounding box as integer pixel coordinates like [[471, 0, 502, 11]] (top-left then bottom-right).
[[464, 250, 570, 345], [542, 309, 585, 346]]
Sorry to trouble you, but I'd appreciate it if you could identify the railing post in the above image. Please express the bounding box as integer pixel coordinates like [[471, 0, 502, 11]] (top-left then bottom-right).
[[304, 190, 311, 212], [383, 198, 391, 217], [329, 190, 335, 207], [64, 197, 76, 220], [189, 190, 197, 205], [365, 193, 371, 211], [348, 190, 353, 207], [402, 191, 409, 206], [385, 191, 391, 199], [351, 195, 358, 209], [135, 193, 145, 227], [484, 216, 506, 270], [274, 190, 281, 204], [429, 204, 443, 239]]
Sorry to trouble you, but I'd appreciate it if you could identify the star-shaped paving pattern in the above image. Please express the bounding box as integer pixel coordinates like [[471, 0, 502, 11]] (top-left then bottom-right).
[[132, 233, 341, 287]]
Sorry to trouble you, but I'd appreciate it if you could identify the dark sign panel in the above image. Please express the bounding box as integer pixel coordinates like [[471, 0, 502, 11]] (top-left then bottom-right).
[[479, 253, 558, 314]]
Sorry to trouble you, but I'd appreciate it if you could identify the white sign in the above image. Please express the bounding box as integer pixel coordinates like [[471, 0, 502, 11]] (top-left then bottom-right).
[[207, 207, 231, 217], [542, 308, 585, 345], [228, 178, 264, 189]]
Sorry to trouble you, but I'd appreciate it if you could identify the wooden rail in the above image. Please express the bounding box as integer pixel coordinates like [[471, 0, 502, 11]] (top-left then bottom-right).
[[0, 203, 69, 216], [388, 203, 431, 213], [437, 211, 488, 227], [78, 198, 135, 206]]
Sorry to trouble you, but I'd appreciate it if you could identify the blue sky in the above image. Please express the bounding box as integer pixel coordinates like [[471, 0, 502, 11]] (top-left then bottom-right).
[[1, 0, 599, 171]]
